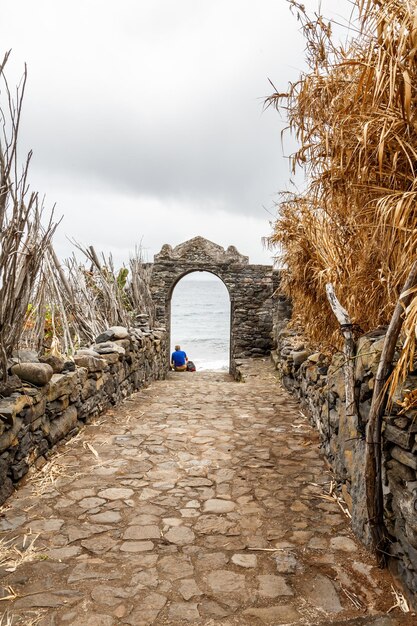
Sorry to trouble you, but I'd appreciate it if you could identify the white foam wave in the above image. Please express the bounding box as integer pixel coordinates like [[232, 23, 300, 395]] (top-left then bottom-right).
[[195, 360, 229, 371]]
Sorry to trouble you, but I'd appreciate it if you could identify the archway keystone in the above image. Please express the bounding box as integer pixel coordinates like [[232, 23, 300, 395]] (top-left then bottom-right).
[[149, 237, 279, 371]]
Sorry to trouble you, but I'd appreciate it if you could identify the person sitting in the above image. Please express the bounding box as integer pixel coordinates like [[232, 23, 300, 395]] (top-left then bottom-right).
[[171, 345, 188, 371]]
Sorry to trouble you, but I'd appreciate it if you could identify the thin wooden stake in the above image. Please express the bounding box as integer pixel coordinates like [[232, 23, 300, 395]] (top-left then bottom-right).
[[326, 283, 357, 419], [365, 260, 417, 565]]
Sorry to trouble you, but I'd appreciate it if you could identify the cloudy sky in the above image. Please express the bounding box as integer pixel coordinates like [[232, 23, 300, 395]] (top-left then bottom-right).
[[1, 0, 352, 266]]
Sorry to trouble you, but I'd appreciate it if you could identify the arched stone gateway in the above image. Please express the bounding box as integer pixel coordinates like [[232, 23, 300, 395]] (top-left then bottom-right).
[[149, 237, 280, 372]]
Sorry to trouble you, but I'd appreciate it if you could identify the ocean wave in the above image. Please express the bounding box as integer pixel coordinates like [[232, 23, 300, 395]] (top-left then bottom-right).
[[196, 360, 229, 371], [174, 338, 228, 346], [171, 280, 231, 372]]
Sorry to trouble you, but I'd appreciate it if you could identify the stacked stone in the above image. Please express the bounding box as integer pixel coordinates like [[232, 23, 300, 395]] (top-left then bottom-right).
[[271, 321, 417, 604], [232, 267, 279, 359], [0, 325, 167, 506], [383, 366, 417, 598]]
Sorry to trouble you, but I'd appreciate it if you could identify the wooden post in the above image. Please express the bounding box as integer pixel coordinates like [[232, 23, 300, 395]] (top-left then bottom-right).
[[48, 244, 74, 302], [365, 260, 417, 565], [326, 283, 357, 419], [88, 245, 102, 271]]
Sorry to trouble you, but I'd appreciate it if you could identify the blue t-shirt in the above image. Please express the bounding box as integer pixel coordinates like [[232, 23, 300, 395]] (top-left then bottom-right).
[[172, 350, 187, 367]]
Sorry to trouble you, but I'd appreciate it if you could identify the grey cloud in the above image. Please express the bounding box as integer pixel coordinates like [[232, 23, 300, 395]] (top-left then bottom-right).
[[21, 86, 286, 219], [11, 0, 302, 217], [0, 0, 349, 264]]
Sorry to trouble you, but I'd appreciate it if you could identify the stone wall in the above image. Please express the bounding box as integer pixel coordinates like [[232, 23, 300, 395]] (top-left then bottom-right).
[[271, 313, 417, 605], [0, 325, 167, 507], [149, 237, 279, 369]]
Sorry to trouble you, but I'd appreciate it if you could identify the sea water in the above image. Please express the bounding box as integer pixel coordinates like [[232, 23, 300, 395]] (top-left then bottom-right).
[[170, 275, 230, 371]]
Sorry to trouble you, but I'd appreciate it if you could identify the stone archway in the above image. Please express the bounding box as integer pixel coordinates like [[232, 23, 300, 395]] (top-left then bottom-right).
[[149, 236, 279, 372]]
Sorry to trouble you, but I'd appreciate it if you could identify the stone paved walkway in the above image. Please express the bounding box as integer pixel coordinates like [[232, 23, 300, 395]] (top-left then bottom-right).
[[0, 360, 415, 625]]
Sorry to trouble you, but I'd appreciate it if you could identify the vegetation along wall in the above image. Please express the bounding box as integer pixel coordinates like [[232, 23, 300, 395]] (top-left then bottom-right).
[[0, 324, 167, 507]]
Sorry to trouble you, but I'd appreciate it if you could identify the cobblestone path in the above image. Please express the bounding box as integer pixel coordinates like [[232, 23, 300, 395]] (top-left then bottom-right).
[[1, 360, 415, 625]]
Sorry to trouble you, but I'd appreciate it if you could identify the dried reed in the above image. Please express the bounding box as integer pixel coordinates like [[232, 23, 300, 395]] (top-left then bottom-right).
[[267, 1, 417, 390], [0, 52, 57, 380]]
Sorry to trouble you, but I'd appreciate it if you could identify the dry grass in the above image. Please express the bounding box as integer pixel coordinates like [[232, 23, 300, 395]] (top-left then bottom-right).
[[0, 534, 42, 573], [0, 613, 13, 626], [0, 588, 18, 603], [0, 611, 44, 626], [267, 0, 417, 389], [388, 584, 410, 613], [29, 456, 83, 497], [307, 479, 352, 519]]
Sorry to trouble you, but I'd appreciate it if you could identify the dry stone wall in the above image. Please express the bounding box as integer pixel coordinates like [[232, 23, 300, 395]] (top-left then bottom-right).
[[0, 324, 167, 506], [271, 308, 417, 605]]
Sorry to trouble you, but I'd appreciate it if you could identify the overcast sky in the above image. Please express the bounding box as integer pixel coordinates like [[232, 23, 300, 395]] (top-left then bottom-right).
[[1, 0, 353, 266]]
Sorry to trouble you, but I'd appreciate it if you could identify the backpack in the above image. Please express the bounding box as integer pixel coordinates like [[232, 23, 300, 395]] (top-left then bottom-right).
[[186, 361, 196, 372]]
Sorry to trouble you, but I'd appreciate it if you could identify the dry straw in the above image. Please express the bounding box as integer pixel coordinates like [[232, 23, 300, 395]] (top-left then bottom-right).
[[267, 0, 417, 390], [0, 533, 42, 574]]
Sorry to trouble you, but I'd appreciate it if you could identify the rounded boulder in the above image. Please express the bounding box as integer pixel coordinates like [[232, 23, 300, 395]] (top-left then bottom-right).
[[108, 326, 129, 339], [39, 354, 66, 373], [11, 362, 54, 387]]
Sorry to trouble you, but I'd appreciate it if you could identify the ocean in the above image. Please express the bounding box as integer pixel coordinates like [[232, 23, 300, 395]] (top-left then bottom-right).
[[170, 275, 230, 371]]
